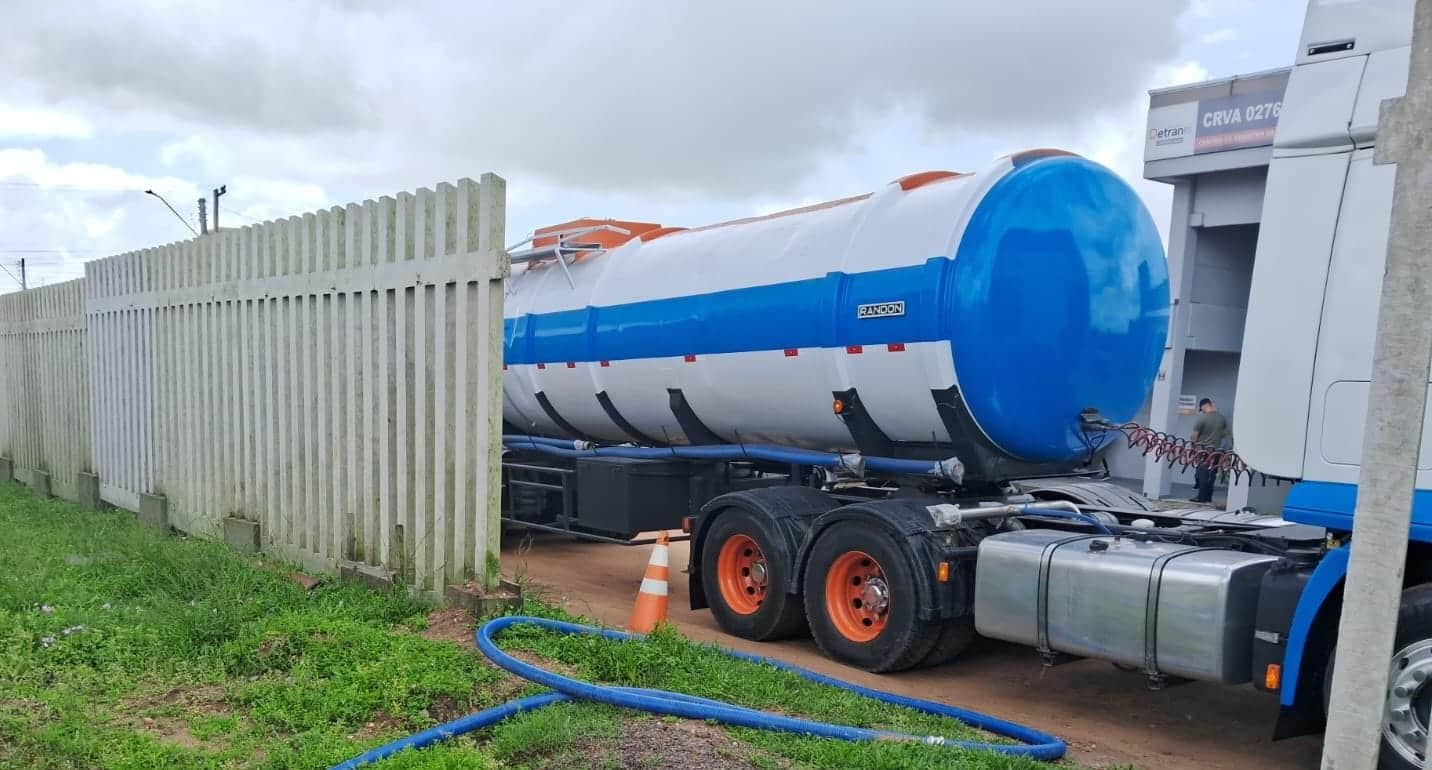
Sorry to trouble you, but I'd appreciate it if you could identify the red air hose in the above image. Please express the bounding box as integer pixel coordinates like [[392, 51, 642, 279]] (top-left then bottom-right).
[[1099, 421, 1256, 483]]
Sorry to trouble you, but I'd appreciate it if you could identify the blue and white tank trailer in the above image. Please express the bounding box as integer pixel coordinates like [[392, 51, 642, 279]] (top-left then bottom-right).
[[500, 1, 1427, 765]]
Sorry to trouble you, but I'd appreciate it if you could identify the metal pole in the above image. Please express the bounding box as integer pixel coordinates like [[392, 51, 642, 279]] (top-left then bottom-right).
[[19, 258, 26, 290], [212, 184, 226, 231], [1321, 2, 1432, 767]]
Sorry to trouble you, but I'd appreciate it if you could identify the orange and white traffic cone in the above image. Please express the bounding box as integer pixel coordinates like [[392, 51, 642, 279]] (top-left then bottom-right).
[[627, 531, 670, 634]]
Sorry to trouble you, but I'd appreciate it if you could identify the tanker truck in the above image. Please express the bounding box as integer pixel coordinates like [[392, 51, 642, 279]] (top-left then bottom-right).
[[502, 0, 1428, 765]]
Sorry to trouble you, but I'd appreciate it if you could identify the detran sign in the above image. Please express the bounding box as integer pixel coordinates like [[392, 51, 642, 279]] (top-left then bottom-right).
[[1144, 69, 1289, 162]]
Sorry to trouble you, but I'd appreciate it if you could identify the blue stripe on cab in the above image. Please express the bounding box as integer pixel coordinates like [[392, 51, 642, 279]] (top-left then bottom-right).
[[1283, 480, 1432, 543]]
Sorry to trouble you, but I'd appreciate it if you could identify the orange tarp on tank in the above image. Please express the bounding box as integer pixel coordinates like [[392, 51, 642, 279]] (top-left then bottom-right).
[[533, 218, 663, 249]]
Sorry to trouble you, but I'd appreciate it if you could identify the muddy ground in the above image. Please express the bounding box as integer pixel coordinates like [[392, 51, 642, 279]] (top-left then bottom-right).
[[503, 532, 1325, 770]]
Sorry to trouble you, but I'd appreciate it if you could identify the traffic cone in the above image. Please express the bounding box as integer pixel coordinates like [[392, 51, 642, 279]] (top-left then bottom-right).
[[627, 531, 670, 634]]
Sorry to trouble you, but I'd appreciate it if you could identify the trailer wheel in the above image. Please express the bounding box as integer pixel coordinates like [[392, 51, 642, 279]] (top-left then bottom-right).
[[803, 521, 940, 672], [1324, 585, 1432, 770], [700, 509, 806, 641]]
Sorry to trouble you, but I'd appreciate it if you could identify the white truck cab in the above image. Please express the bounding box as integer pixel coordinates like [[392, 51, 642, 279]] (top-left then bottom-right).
[[1238, 0, 1416, 501]]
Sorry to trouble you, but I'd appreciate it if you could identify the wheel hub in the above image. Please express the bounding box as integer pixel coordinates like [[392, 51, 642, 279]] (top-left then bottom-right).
[[823, 550, 891, 643], [716, 533, 770, 616], [859, 578, 889, 614], [749, 560, 769, 587], [1385, 639, 1432, 766]]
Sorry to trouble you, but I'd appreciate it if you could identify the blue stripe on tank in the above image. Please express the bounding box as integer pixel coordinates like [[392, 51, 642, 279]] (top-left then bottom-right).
[[502, 258, 952, 365]]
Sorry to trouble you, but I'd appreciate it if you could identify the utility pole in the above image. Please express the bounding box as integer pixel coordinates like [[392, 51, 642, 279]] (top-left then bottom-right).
[[198, 197, 208, 235], [212, 184, 226, 231], [143, 189, 199, 238], [19, 258, 26, 291], [1321, 1, 1432, 768]]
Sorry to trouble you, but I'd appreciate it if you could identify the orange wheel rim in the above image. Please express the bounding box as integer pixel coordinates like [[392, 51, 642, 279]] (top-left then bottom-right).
[[824, 550, 889, 642], [716, 533, 769, 615]]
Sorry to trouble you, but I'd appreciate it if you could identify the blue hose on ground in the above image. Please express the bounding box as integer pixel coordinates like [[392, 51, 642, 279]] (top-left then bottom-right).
[[502, 434, 959, 479], [330, 615, 1066, 769]]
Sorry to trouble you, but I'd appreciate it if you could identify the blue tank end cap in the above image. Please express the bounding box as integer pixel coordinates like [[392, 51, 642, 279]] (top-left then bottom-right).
[[946, 156, 1170, 463]]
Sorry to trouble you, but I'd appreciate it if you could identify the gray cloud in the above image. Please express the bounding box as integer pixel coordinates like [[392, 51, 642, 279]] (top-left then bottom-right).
[[2, 0, 1189, 198], [0, 3, 370, 134]]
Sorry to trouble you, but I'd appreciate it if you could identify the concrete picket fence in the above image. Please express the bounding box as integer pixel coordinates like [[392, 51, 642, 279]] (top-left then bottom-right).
[[0, 279, 92, 501], [0, 174, 508, 596]]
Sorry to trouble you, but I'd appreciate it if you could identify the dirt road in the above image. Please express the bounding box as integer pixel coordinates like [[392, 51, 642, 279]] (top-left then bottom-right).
[[503, 532, 1323, 770]]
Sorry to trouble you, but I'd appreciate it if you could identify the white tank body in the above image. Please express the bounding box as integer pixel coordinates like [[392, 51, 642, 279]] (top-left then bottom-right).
[[502, 150, 1169, 470]]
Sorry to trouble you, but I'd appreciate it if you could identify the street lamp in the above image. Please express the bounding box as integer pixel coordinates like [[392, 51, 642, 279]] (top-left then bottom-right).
[[143, 189, 199, 237]]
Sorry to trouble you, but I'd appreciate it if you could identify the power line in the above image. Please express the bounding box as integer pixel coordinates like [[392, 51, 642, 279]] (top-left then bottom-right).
[[0, 249, 103, 254], [0, 263, 23, 289], [0, 182, 150, 193], [220, 205, 260, 224]]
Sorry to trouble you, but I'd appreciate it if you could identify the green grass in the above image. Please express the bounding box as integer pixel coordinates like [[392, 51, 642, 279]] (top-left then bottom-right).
[[0, 482, 1089, 769]]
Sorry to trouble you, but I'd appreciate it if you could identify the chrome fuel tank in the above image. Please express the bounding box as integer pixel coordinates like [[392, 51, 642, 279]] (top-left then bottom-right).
[[974, 530, 1277, 684]]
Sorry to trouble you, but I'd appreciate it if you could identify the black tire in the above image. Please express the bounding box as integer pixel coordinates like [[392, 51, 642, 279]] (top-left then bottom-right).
[[916, 618, 977, 668], [803, 521, 941, 673], [700, 507, 807, 641], [1322, 584, 1432, 770]]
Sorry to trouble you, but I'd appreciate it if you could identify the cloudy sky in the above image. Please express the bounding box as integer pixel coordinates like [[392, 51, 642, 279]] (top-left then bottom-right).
[[0, 0, 1306, 290]]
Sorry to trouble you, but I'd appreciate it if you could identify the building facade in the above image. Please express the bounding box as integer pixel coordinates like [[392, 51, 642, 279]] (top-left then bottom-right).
[[1106, 67, 1292, 513]]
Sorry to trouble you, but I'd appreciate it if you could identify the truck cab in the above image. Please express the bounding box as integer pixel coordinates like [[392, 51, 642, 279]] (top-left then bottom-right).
[[1232, 1, 1429, 764], [1238, 0, 1416, 511]]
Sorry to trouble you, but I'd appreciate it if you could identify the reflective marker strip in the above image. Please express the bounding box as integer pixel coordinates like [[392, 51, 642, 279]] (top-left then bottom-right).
[[530, 344, 910, 367], [650, 546, 669, 568], [639, 578, 669, 596]]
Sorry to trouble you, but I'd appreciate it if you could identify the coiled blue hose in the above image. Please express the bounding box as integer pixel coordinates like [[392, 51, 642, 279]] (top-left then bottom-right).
[[502, 434, 960, 479], [331, 615, 1065, 769]]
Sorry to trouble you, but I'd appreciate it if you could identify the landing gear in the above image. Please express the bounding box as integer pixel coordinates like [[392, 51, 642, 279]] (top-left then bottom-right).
[[803, 521, 943, 673]]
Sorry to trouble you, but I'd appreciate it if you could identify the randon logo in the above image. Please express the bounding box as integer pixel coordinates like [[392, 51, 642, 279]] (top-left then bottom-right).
[[857, 301, 905, 319]]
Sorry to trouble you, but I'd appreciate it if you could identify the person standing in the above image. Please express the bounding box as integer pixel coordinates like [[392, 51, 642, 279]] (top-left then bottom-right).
[[1190, 398, 1230, 504]]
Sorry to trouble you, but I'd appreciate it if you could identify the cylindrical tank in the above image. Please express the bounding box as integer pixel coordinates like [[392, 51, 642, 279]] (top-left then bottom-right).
[[502, 150, 1169, 469]]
